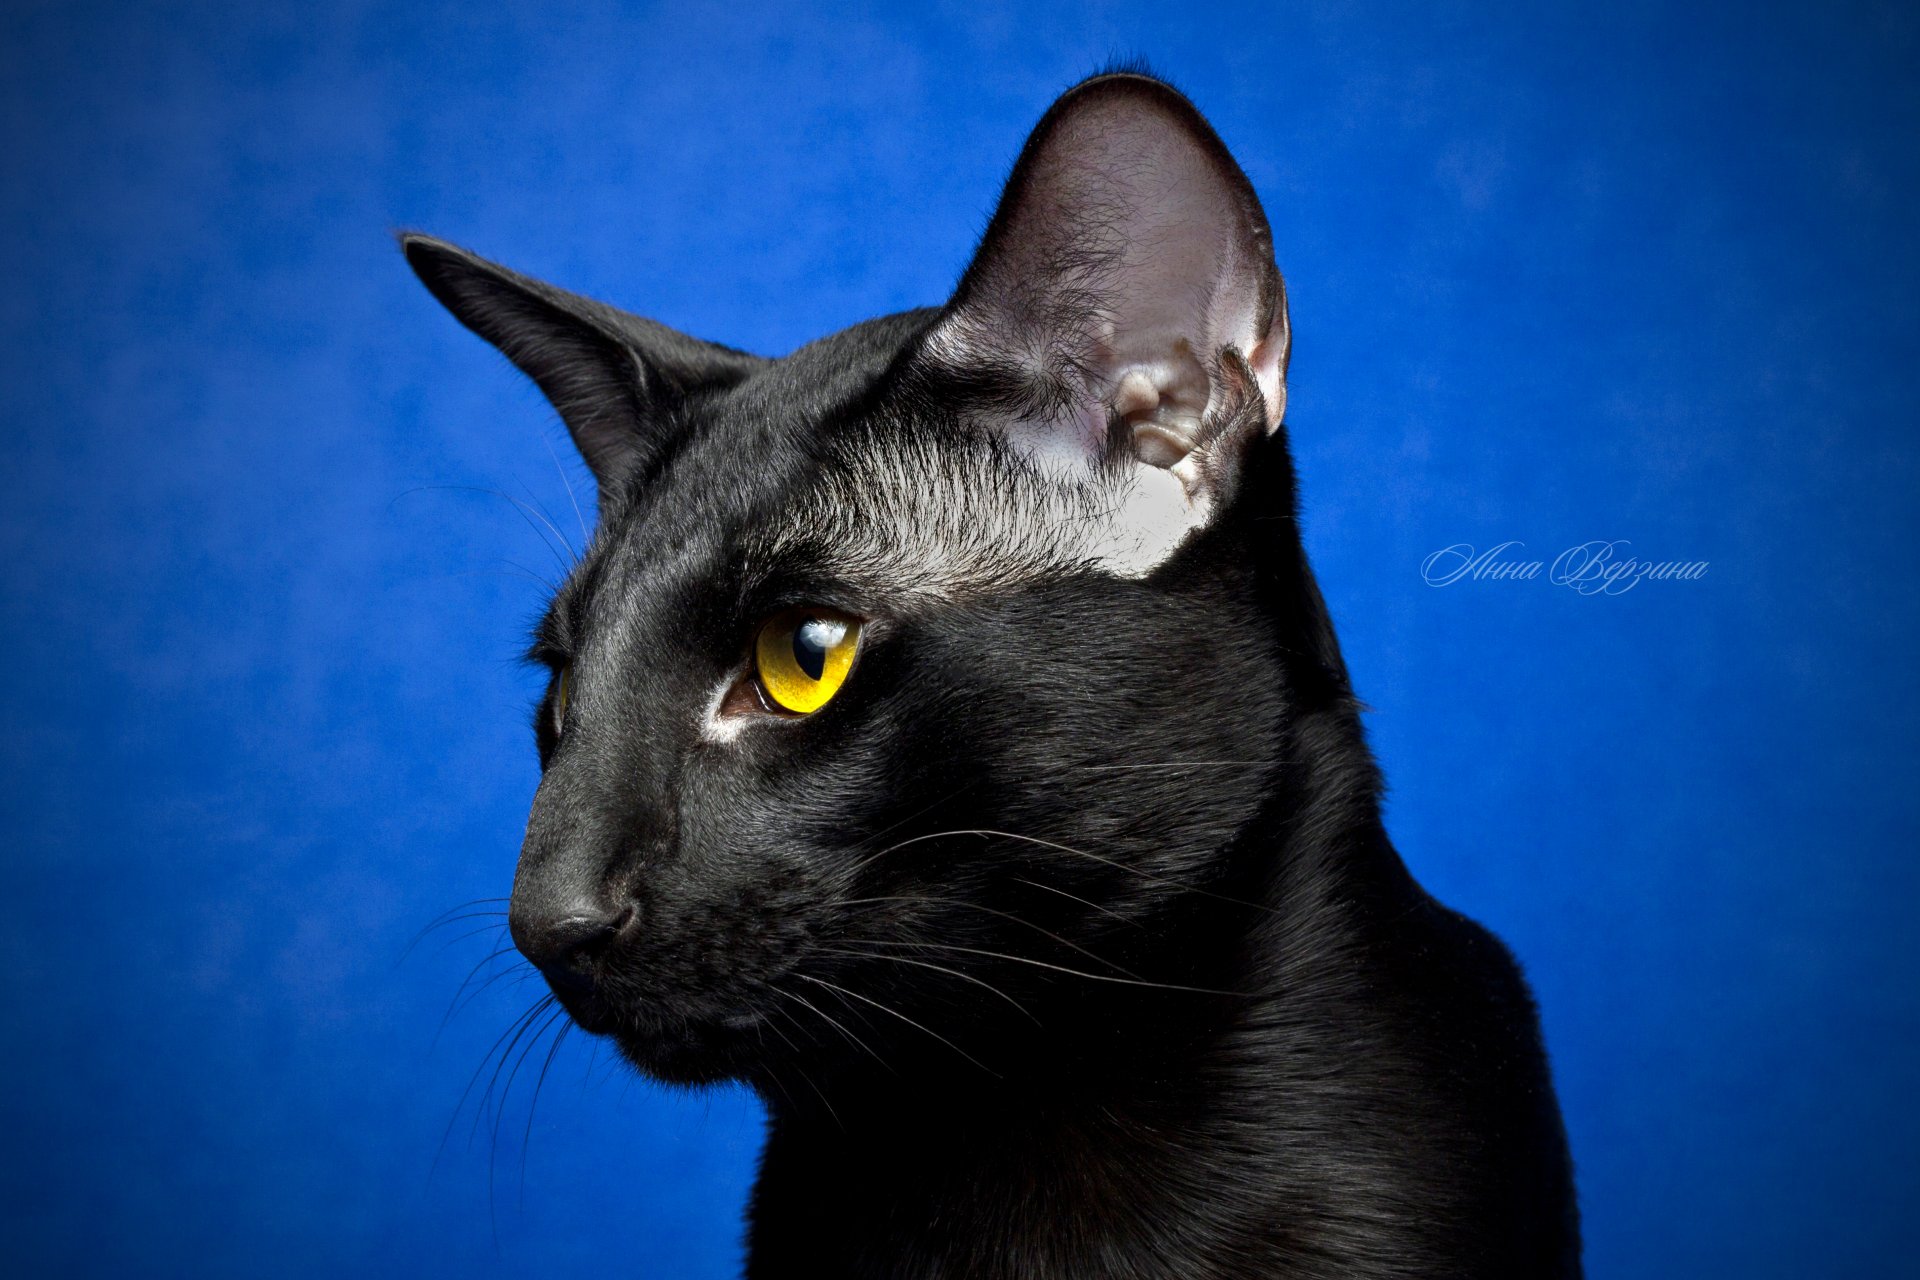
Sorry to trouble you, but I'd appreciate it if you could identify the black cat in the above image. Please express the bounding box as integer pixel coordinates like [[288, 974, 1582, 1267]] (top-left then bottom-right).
[[405, 70, 1580, 1279]]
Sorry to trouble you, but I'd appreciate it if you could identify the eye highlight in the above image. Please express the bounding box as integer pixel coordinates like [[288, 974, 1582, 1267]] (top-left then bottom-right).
[[754, 609, 861, 714]]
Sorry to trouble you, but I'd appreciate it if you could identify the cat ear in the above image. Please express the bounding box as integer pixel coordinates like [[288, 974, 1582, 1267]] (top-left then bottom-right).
[[401, 234, 762, 494], [923, 74, 1288, 493]]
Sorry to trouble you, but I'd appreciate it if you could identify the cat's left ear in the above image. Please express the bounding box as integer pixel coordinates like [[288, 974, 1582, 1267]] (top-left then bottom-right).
[[921, 73, 1288, 500], [401, 234, 763, 501]]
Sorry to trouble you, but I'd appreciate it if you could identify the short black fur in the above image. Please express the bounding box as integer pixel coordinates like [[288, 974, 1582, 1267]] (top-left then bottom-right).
[[404, 71, 1579, 1279]]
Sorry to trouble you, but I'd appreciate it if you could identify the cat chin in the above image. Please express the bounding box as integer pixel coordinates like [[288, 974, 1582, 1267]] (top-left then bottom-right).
[[608, 1017, 767, 1086], [541, 978, 770, 1082]]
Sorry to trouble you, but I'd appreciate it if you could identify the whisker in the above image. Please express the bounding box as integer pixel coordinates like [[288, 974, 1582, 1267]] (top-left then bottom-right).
[[499, 559, 563, 593], [581, 1038, 606, 1087], [500, 1007, 569, 1207], [1008, 877, 1139, 927], [420, 896, 511, 920], [773, 987, 896, 1077], [842, 777, 986, 858], [814, 945, 1041, 1025], [536, 423, 591, 549], [518, 1018, 572, 1205], [517, 480, 578, 560], [842, 938, 1246, 998], [1065, 760, 1293, 771], [428, 921, 512, 959], [398, 901, 511, 961], [756, 1061, 806, 1118], [481, 1001, 567, 1237], [760, 1006, 806, 1056], [433, 946, 527, 1048], [391, 484, 576, 574], [471, 996, 559, 1149], [493, 1005, 567, 1160], [434, 995, 556, 1178], [797, 974, 998, 1078], [439, 564, 561, 592], [484, 1003, 562, 1247], [789, 1060, 844, 1130], [854, 827, 1283, 918], [760, 1006, 847, 1129], [839, 893, 1147, 982]]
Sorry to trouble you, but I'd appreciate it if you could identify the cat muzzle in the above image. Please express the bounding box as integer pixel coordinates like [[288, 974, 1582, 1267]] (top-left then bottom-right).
[[511, 900, 633, 995]]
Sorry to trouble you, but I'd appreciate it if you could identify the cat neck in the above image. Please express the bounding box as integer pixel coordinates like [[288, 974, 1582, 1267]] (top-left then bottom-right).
[[745, 700, 1443, 1272]]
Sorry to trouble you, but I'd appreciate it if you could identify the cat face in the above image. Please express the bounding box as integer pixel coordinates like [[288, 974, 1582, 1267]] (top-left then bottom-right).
[[406, 74, 1338, 1086]]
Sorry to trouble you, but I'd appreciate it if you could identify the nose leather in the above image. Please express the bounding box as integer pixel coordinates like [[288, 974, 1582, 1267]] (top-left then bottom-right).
[[511, 903, 629, 989]]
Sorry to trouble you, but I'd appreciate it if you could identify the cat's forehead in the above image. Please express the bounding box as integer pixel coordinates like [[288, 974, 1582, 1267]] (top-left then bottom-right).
[[582, 313, 933, 581], [744, 428, 1198, 603], [576, 308, 1225, 626]]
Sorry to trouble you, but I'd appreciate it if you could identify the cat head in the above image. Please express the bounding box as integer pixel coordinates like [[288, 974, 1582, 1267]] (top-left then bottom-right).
[[405, 73, 1348, 1087]]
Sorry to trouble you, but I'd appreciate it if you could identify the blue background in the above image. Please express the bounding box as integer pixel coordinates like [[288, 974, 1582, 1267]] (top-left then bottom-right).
[[3, 1, 1915, 1275]]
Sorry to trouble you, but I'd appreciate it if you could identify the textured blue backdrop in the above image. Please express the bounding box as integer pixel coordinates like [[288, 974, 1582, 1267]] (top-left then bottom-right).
[[3, 1, 1915, 1275]]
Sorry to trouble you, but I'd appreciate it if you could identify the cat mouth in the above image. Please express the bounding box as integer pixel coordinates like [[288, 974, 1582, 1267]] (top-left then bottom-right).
[[544, 982, 770, 1083], [546, 984, 617, 1036]]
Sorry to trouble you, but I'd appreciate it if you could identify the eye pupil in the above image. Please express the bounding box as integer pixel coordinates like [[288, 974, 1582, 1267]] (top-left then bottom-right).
[[792, 617, 841, 682], [755, 609, 860, 715]]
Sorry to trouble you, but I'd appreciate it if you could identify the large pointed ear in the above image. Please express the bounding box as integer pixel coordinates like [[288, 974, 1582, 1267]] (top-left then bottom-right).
[[923, 74, 1288, 496], [400, 234, 763, 496]]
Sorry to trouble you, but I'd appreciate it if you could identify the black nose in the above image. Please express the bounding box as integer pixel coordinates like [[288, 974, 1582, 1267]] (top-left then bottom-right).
[[511, 903, 632, 990]]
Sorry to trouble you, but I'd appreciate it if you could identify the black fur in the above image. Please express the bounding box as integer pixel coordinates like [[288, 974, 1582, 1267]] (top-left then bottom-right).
[[404, 71, 1579, 1279]]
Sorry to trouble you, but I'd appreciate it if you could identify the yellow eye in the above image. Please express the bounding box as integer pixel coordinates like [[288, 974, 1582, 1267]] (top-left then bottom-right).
[[754, 609, 861, 714]]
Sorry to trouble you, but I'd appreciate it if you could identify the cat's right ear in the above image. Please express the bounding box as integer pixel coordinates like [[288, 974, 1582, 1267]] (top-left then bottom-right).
[[400, 234, 762, 498], [915, 74, 1288, 511]]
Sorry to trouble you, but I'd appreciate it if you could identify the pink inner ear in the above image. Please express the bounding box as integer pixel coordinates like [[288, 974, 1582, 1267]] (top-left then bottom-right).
[[1246, 333, 1289, 430], [927, 76, 1290, 466]]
